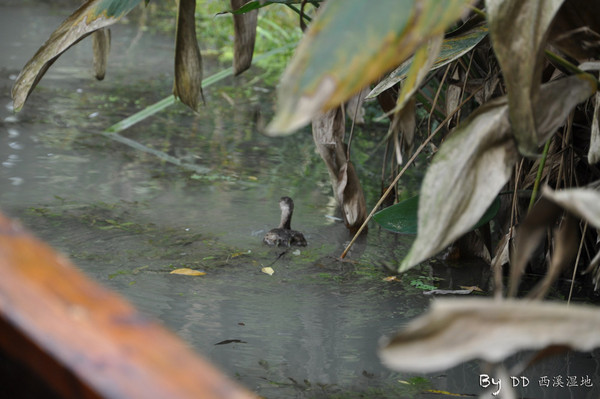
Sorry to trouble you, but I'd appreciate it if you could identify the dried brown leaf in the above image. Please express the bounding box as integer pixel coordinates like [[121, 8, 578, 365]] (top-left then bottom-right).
[[508, 197, 562, 297], [174, 0, 204, 111], [12, 0, 141, 111], [92, 28, 111, 80], [379, 298, 600, 373], [231, 0, 258, 75], [485, 0, 566, 155], [590, 90, 600, 164], [312, 108, 367, 233], [399, 75, 595, 273], [527, 215, 579, 299]]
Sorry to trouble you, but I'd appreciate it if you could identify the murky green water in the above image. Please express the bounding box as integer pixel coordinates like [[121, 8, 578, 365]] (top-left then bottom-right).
[[2, 2, 599, 398]]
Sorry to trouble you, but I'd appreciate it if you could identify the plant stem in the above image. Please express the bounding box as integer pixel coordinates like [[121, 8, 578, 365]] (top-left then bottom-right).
[[528, 139, 551, 212], [104, 44, 294, 134]]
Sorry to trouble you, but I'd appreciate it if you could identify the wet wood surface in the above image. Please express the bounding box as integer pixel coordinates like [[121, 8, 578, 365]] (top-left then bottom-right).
[[0, 212, 256, 399]]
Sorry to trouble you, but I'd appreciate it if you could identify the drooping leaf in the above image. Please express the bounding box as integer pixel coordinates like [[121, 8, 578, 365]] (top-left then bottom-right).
[[312, 107, 367, 233], [261, 267, 274, 275], [589, 89, 600, 164], [174, 0, 204, 111], [508, 196, 562, 297], [399, 74, 595, 273], [388, 96, 416, 164], [387, 35, 443, 118], [399, 98, 514, 272], [541, 185, 600, 229], [231, 0, 258, 75], [548, 0, 600, 62], [374, 196, 500, 235], [368, 24, 488, 100], [379, 298, 600, 373], [527, 214, 579, 299], [266, 0, 475, 135], [11, 0, 141, 111], [485, 0, 565, 155], [170, 268, 206, 276], [92, 28, 111, 80]]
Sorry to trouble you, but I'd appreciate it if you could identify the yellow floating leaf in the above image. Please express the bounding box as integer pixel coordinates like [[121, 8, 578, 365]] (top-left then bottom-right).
[[460, 285, 483, 292], [383, 276, 399, 282], [170, 268, 206, 276], [261, 267, 274, 276]]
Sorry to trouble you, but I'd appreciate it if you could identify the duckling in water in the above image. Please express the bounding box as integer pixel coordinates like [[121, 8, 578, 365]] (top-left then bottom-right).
[[263, 196, 307, 247]]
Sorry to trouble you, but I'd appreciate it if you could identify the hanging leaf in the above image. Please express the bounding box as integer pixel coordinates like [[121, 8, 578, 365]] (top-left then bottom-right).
[[312, 107, 367, 232], [374, 195, 500, 235], [11, 0, 142, 111], [485, 0, 566, 155], [266, 0, 475, 135], [170, 268, 206, 276], [541, 185, 600, 229], [379, 298, 600, 373], [92, 28, 111, 80], [367, 24, 488, 100], [231, 0, 258, 75], [399, 74, 595, 273], [174, 0, 204, 111], [589, 90, 600, 164], [507, 196, 562, 297]]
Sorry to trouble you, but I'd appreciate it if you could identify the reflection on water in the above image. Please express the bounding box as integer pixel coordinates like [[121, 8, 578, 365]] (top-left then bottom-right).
[[1, 2, 599, 398]]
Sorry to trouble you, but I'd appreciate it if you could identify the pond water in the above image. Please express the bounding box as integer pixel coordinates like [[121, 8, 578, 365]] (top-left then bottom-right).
[[1, 2, 600, 398]]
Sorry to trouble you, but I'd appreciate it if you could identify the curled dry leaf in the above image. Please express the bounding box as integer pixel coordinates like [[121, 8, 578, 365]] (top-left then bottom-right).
[[590, 90, 600, 164], [173, 0, 204, 111], [399, 97, 514, 273], [92, 28, 111, 80], [399, 74, 596, 273], [527, 215, 579, 299], [508, 196, 562, 297], [541, 185, 600, 229], [12, 0, 142, 111], [170, 268, 206, 276], [261, 267, 274, 276], [379, 298, 600, 373], [485, 0, 565, 155], [231, 0, 258, 75], [345, 87, 370, 125], [389, 95, 416, 165], [267, 0, 474, 135], [312, 107, 367, 232]]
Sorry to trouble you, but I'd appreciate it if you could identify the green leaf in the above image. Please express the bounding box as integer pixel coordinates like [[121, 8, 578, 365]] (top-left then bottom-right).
[[266, 0, 475, 135], [11, 0, 142, 111], [373, 196, 420, 235], [367, 24, 488, 100], [373, 195, 500, 235]]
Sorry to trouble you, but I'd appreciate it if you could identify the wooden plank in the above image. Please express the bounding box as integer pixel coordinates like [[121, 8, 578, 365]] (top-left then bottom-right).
[[0, 213, 256, 399]]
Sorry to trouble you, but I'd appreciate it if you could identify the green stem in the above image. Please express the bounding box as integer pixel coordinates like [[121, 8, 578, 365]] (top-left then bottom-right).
[[104, 44, 294, 134], [528, 139, 551, 212]]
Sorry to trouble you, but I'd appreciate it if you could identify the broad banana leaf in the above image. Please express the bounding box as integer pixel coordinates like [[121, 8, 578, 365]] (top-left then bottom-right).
[[266, 0, 475, 135], [12, 0, 142, 111]]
